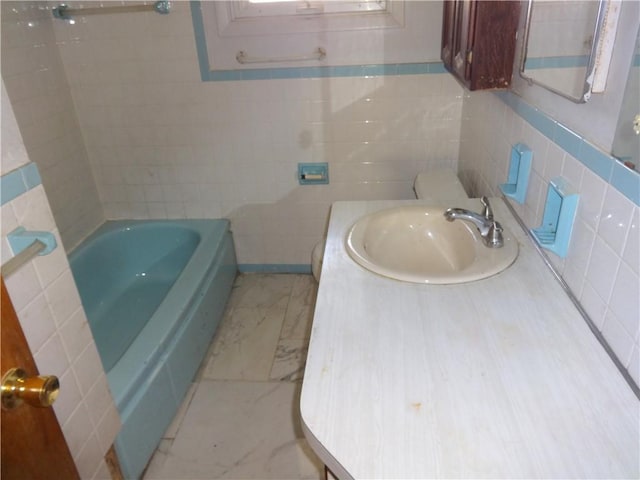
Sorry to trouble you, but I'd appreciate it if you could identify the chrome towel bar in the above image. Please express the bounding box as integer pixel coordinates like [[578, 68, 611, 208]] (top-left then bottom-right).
[[1, 228, 58, 278], [236, 47, 326, 65], [1, 240, 46, 278], [52, 1, 171, 21]]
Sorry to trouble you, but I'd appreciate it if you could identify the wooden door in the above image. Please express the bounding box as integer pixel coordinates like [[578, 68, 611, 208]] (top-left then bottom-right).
[[1, 277, 80, 480]]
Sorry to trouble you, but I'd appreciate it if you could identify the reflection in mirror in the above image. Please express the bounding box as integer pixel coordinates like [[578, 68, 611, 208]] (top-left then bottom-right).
[[612, 29, 640, 171], [520, 0, 603, 103]]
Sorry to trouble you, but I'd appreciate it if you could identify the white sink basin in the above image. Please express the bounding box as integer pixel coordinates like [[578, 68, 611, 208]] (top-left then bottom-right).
[[345, 205, 518, 284]]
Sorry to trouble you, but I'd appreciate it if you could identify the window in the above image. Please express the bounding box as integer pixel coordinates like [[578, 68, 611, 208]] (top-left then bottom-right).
[[238, 0, 388, 18], [197, 0, 441, 71], [209, 0, 402, 38]]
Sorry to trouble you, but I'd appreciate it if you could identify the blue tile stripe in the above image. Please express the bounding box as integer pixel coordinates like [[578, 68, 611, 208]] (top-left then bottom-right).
[[612, 161, 640, 205], [495, 92, 640, 206], [238, 264, 312, 274], [22, 162, 42, 189], [190, 0, 211, 83], [1, 162, 42, 206], [190, 1, 446, 81], [524, 55, 589, 70]]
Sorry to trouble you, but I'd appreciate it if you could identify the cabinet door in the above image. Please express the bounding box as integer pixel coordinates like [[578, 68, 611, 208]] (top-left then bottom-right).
[[441, 1, 456, 69], [441, 0, 519, 91], [453, 0, 476, 83], [471, 0, 520, 90], [441, 0, 476, 87]]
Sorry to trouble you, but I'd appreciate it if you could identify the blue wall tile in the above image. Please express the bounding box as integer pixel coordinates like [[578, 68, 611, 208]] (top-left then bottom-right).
[[525, 55, 588, 70], [1, 170, 26, 205], [399, 63, 430, 75], [21, 162, 41, 189], [578, 141, 614, 182], [527, 108, 556, 140], [427, 62, 447, 74], [1, 163, 42, 206], [241, 69, 272, 81], [496, 92, 639, 206], [210, 70, 242, 81], [268, 68, 303, 79], [611, 162, 640, 205], [554, 123, 582, 158]]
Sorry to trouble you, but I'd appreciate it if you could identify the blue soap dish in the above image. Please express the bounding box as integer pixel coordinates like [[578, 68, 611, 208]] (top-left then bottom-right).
[[499, 143, 532, 204], [531, 177, 579, 258], [7, 227, 57, 256]]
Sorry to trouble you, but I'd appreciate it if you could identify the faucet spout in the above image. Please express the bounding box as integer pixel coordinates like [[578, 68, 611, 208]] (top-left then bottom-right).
[[443, 197, 504, 248], [444, 208, 492, 236]]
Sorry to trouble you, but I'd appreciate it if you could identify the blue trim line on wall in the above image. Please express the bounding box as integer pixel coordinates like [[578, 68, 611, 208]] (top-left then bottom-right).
[[1, 163, 42, 206], [495, 91, 640, 206], [189, 1, 446, 81], [524, 55, 589, 70], [238, 264, 312, 274]]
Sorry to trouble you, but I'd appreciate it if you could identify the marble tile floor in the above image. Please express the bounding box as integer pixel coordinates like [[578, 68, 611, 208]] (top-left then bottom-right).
[[143, 273, 325, 480]]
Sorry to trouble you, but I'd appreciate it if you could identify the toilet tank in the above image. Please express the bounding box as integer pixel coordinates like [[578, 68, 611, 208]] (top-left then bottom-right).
[[414, 169, 468, 202]]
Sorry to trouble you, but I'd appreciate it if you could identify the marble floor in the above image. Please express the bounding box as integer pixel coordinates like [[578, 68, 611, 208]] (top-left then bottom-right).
[[143, 273, 325, 480]]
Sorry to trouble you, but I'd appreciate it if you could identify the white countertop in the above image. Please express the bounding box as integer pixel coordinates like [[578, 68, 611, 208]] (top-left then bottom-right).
[[300, 198, 639, 479]]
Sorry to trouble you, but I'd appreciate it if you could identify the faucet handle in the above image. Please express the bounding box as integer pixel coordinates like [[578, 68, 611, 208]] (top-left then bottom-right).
[[484, 220, 504, 248], [480, 196, 493, 220]]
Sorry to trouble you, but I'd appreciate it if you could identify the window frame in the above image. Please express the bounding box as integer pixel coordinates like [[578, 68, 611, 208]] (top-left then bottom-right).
[[212, 0, 404, 37], [238, 0, 388, 18], [196, 0, 442, 71]]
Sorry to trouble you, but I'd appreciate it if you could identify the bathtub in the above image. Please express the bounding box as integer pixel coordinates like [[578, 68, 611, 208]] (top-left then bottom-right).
[[69, 220, 237, 479]]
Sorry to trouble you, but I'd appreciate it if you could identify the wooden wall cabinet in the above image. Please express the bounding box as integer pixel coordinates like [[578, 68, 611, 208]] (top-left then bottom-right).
[[441, 0, 521, 91]]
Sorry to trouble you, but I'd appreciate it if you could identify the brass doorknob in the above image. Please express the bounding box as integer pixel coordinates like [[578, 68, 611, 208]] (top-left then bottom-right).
[[1, 368, 60, 410]]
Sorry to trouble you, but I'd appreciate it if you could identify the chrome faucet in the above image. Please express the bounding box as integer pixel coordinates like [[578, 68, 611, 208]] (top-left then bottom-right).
[[443, 197, 504, 248]]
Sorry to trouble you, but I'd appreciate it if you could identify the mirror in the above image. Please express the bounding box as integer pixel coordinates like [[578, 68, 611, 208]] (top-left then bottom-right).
[[612, 28, 640, 171], [520, 0, 605, 103]]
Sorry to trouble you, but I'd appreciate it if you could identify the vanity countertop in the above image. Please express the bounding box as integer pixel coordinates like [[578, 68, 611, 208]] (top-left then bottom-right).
[[300, 198, 639, 479]]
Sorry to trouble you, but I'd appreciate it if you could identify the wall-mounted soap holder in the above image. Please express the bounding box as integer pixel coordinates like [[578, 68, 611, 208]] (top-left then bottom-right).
[[2, 227, 58, 278], [531, 177, 579, 258], [8, 227, 57, 256], [298, 162, 329, 185], [499, 143, 532, 204]]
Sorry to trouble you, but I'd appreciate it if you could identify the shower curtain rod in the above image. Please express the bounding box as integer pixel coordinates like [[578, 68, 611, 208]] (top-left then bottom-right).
[[52, 1, 171, 21]]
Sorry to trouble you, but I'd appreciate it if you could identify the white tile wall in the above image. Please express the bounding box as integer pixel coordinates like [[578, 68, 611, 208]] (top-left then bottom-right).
[[1, 76, 119, 480], [49, 1, 464, 265], [1, 82, 30, 173], [1, 186, 121, 480], [459, 91, 640, 388], [2, 1, 634, 477], [1, 1, 104, 251]]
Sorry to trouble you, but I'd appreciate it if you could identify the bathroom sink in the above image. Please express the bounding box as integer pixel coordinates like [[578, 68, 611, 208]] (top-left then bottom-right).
[[345, 205, 518, 284]]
